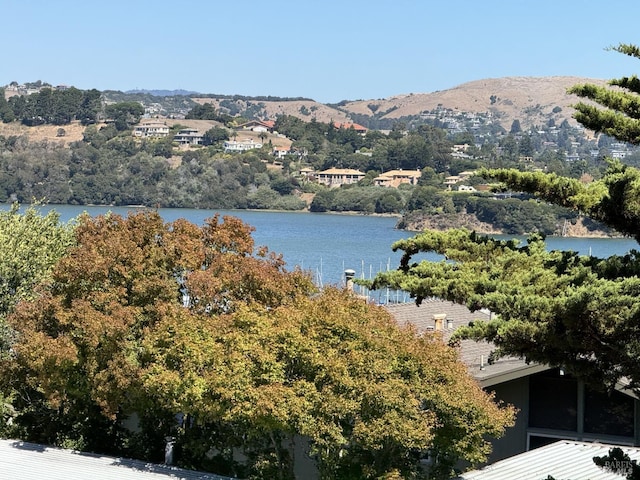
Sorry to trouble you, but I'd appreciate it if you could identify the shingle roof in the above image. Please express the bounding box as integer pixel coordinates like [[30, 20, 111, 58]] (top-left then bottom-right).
[[457, 440, 640, 480], [384, 299, 548, 386], [0, 439, 235, 480]]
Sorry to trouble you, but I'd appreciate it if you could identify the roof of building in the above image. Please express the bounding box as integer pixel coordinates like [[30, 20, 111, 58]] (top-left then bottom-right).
[[457, 440, 640, 480], [333, 122, 367, 131], [384, 299, 547, 387], [237, 120, 275, 129], [375, 169, 422, 179], [317, 168, 365, 176], [0, 439, 234, 480]]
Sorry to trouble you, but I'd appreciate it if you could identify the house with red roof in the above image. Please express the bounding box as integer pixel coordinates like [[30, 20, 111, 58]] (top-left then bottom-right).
[[237, 120, 275, 133], [333, 122, 368, 134]]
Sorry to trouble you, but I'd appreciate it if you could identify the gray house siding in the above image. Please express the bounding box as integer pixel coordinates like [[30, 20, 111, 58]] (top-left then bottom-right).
[[487, 377, 529, 463]]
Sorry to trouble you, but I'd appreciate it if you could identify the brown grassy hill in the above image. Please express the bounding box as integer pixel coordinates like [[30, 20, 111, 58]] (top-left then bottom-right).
[[344, 76, 608, 129], [190, 97, 354, 124], [0, 118, 292, 153], [195, 76, 608, 131], [1, 76, 610, 143], [0, 121, 88, 145]]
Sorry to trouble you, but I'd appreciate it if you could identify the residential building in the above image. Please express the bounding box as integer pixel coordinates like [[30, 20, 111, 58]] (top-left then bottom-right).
[[386, 300, 640, 465], [298, 167, 315, 180], [237, 120, 275, 132], [373, 169, 422, 188], [333, 122, 368, 134], [223, 138, 263, 153], [133, 121, 170, 138], [315, 168, 365, 187], [272, 145, 290, 159], [445, 171, 476, 189], [445, 175, 461, 188], [173, 128, 203, 146]]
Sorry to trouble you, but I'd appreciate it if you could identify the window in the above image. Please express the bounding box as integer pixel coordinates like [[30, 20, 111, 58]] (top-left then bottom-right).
[[527, 369, 636, 444], [584, 387, 634, 437], [529, 370, 578, 431]]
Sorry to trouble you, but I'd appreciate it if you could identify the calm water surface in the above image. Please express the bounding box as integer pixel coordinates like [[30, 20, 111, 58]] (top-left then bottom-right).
[[15, 205, 640, 291]]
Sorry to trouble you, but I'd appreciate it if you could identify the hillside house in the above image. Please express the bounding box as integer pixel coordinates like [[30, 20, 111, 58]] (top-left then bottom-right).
[[133, 121, 170, 138], [237, 120, 275, 133], [386, 300, 640, 466], [272, 145, 290, 159], [445, 170, 476, 189], [333, 122, 368, 135], [373, 169, 422, 188], [298, 167, 315, 180], [315, 168, 365, 188], [173, 128, 203, 146], [223, 138, 263, 153], [445, 175, 461, 188], [451, 144, 473, 159]]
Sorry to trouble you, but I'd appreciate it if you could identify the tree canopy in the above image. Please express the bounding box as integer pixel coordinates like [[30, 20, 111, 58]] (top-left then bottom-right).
[[365, 43, 640, 397], [0, 203, 74, 353], [2, 210, 513, 479]]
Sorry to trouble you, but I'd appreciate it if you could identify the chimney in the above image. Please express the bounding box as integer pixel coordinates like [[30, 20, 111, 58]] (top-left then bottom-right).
[[433, 314, 446, 331], [344, 269, 356, 292], [165, 436, 175, 465]]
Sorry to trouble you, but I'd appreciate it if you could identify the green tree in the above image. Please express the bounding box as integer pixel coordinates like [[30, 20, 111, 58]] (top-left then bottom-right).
[[4, 211, 513, 479], [202, 126, 230, 146], [78, 89, 102, 125], [0, 89, 15, 123], [0, 203, 74, 352], [105, 101, 145, 131], [365, 43, 640, 397]]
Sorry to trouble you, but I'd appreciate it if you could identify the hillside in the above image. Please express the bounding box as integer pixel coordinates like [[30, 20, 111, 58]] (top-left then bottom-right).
[[3, 76, 610, 138], [192, 76, 609, 131], [342, 76, 608, 129]]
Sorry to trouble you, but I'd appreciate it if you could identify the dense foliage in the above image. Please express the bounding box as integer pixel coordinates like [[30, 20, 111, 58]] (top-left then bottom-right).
[[0, 204, 74, 352], [1, 210, 513, 479], [366, 43, 640, 394], [0, 87, 102, 125], [365, 42, 640, 477], [0, 81, 621, 232]]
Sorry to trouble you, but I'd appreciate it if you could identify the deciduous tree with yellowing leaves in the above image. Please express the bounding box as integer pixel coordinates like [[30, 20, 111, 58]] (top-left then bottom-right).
[[4, 210, 513, 479]]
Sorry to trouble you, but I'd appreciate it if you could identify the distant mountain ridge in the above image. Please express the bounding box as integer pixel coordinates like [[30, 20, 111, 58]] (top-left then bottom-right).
[[4, 76, 610, 131], [125, 89, 200, 97], [190, 76, 609, 130]]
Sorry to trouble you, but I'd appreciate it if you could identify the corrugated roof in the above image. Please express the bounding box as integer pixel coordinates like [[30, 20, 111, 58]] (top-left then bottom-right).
[[457, 440, 640, 480], [0, 439, 235, 480]]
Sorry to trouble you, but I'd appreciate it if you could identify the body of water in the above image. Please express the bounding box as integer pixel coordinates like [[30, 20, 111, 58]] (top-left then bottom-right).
[[13, 204, 640, 298]]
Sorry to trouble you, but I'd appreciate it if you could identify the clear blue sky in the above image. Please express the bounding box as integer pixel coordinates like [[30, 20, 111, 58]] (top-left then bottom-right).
[[3, 0, 640, 103]]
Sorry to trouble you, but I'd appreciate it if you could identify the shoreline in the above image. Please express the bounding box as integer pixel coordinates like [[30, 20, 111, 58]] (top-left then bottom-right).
[[18, 203, 624, 239]]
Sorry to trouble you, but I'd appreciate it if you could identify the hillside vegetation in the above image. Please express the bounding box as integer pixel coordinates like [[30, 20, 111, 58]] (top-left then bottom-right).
[[0, 77, 630, 237], [192, 76, 608, 130]]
